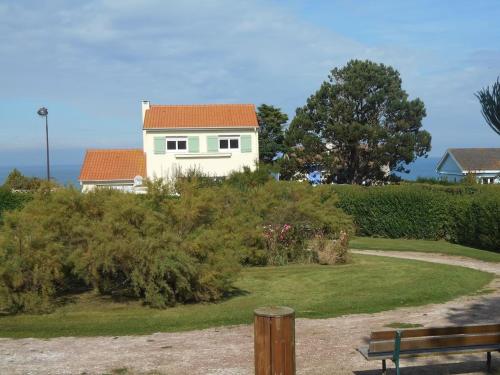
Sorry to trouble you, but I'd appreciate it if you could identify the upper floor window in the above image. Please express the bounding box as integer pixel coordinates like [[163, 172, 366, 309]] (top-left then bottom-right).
[[166, 137, 187, 152], [219, 136, 239, 151]]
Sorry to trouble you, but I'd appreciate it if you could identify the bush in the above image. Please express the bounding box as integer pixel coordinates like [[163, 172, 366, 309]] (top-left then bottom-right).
[[450, 193, 500, 251], [0, 185, 241, 312], [2, 169, 43, 191], [333, 184, 450, 239], [0, 176, 354, 313], [0, 188, 31, 223], [333, 183, 500, 252], [228, 180, 354, 265], [310, 230, 350, 265]]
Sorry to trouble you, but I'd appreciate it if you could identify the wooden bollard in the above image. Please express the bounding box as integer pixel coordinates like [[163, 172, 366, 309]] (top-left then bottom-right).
[[254, 306, 296, 375]]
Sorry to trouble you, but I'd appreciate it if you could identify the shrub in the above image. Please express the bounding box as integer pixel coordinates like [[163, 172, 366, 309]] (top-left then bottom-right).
[[0, 185, 241, 312], [333, 184, 451, 239], [450, 193, 500, 251], [333, 183, 500, 252], [230, 181, 354, 265], [2, 169, 43, 191], [0, 177, 354, 313], [0, 188, 31, 223], [310, 230, 350, 265]]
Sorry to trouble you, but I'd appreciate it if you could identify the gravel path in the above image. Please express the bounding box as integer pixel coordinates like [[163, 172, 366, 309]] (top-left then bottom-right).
[[1, 251, 499, 375]]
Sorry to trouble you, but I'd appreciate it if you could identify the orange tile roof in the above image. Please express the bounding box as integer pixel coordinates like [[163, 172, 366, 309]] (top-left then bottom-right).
[[143, 104, 259, 129], [79, 149, 146, 181]]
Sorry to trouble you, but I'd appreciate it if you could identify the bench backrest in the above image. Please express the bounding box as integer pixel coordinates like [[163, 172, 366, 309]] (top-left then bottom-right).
[[369, 323, 500, 355]]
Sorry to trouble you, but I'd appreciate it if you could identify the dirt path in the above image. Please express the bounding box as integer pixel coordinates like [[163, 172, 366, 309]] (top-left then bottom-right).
[[1, 251, 499, 375]]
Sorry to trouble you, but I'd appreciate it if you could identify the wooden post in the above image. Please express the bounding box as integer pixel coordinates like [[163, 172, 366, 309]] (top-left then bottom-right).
[[254, 306, 295, 375]]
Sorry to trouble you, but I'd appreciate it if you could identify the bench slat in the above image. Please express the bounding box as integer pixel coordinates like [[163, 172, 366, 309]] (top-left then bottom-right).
[[370, 332, 500, 353], [371, 323, 500, 340], [359, 344, 500, 361]]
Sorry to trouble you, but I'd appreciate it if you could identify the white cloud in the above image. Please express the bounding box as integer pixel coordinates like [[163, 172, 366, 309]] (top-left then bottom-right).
[[0, 0, 498, 157]]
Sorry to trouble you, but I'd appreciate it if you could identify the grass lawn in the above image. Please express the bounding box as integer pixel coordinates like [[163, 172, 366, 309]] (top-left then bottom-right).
[[0, 254, 493, 339], [350, 237, 500, 263]]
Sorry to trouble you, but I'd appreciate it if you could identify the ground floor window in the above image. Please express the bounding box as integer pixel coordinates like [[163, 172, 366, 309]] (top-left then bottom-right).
[[166, 137, 187, 152], [219, 136, 239, 150], [481, 177, 495, 184]]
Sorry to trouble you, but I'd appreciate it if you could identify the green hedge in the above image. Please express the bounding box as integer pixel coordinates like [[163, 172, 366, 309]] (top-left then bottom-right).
[[333, 184, 500, 252]]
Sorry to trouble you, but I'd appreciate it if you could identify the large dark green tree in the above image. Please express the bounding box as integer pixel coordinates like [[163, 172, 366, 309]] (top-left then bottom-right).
[[283, 60, 431, 184], [257, 104, 288, 163], [476, 77, 500, 136]]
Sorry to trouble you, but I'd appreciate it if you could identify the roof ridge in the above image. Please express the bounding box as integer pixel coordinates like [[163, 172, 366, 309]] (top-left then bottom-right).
[[150, 103, 255, 108], [449, 147, 500, 151]]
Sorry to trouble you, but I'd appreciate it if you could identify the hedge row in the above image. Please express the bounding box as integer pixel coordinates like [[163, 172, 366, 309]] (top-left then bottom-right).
[[332, 184, 500, 252]]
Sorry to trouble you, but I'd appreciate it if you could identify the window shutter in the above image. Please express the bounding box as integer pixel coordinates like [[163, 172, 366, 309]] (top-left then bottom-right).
[[207, 135, 218, 152], [154, 137, 165, 154], [241, 135, 252, 153], [188, 136, 199, 153]]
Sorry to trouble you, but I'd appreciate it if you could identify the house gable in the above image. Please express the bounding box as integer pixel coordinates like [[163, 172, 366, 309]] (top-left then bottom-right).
[[436, 152, 463, 175]]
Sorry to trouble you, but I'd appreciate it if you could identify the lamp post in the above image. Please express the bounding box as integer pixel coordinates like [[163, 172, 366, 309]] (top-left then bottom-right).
[[37, 107, 50, 181]]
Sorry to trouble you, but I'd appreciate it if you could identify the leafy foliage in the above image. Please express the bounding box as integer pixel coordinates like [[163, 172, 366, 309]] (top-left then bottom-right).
[[2, 169, 43, 191], [283, 60, 431, 183], [0, 188, 31, 222], [476, 76, 500, 135], [257, 104, 288, 163], [0, 175, 353, 313], [334, 183, 500, 252]]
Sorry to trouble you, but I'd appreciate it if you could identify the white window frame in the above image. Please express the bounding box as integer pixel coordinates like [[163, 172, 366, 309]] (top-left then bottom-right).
[[166, 137, 188, 153], [218, 135, 240, 151]]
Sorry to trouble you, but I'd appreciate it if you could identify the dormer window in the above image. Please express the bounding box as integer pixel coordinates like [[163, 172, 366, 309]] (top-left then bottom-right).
[[219, 136, 239, 150]]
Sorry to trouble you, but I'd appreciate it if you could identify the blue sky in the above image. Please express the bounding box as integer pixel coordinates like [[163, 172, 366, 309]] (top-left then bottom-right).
[[0, 0, 499, 166]]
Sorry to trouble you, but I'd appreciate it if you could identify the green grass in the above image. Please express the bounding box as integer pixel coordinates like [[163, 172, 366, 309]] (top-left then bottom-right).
[[350, 237, 500, 263], [0, 254, 493, 338]]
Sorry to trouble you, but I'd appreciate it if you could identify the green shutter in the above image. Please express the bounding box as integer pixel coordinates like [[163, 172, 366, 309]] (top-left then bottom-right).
[[154, 137, 165, 154], [188, 136, 199, 153], [207, 135, 218, 152], [241, 135, 252, 153]]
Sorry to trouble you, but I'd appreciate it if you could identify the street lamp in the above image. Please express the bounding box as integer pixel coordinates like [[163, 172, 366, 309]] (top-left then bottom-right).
[[37, 107, 50, 181]]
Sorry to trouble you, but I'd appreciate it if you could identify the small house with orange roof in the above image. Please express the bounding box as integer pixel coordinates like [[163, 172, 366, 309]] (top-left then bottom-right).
[[79, 101, 259, 192]]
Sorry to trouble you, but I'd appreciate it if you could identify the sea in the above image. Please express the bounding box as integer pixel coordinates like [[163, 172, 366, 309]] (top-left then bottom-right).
[[0, 164, 81, 187], [0, 157, 441, 187]]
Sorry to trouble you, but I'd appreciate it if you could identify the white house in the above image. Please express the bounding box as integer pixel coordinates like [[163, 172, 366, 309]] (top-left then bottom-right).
[[142, 101, 259, 179], [436, 148, 500, 184], [79, 102, 259, 191]]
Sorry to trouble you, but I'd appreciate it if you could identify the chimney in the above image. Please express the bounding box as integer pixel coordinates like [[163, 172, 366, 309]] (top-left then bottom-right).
[[141, 100, 150, 124]]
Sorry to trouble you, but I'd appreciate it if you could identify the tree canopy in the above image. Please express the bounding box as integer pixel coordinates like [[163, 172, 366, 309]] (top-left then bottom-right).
[[476, 77, 500, 136], [257, 104, 288, 163], [282, 60, 431, 184]]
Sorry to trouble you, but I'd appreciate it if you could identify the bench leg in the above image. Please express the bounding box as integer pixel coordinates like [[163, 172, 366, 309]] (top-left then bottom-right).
[[487, 351, 492, 371], [382, 359, 386, 375]]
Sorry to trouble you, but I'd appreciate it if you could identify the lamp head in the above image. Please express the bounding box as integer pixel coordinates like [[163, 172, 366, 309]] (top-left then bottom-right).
[[37, 107, 48, 117]]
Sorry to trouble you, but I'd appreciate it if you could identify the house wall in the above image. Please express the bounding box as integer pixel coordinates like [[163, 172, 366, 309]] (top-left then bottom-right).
[[436, 153, 465, 182], [143, 128, 259, 179], [81, 181, 135, 193]]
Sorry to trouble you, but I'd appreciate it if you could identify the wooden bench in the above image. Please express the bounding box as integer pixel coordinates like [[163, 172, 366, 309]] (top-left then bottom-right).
[[358, 323, 500, 374]]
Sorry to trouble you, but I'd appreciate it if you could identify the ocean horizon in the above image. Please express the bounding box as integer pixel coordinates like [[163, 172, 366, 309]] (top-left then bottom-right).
[[0, 157, 440, 187], [0, 164, 81, 187]]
